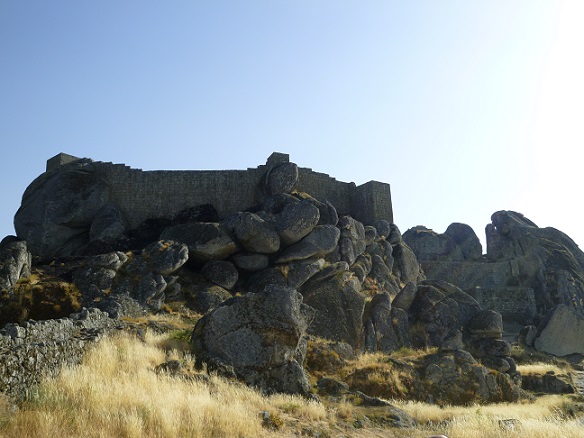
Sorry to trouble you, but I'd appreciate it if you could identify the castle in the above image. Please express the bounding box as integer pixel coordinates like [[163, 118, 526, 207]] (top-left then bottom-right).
[[46, 152, 393, 228]]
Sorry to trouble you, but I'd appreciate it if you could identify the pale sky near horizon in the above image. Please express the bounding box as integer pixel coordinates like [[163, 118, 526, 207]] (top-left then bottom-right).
[[1, 1, 583, 253]]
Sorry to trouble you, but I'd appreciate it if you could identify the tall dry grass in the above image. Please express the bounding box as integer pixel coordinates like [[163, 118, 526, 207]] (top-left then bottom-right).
[[0, 330, 583, 438], [395, 395, 584, 438], [517, 362, 566, 375], [0, 332, 327, 438]]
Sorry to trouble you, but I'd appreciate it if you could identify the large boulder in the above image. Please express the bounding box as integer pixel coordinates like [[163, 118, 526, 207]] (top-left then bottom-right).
[[408, 281, 481, 348], [392, 242, 424, 285], [338, 216, 366, 265], [534, 305, 584, 356], [364, 292, 402, 353], [265, 162, 299, 195], [416, 351, 520, 404], [88, 203, 127, 246], [232, 253, 270, 272], [75, 242, 187, 313], [201, 260, 238, 290], [299, 262, 365, 348], [191, 285, 314, 395], [73, 251, 129, 306], [0, 239, 31, 294], [232, 212, 280, 254], [275, 200, 320, 246], [392, 282, 417, 312], [161, 222, 237, 263], [467, 309, 503, 339], [275, 225, 340, 263], [444, 223, 482, 260], [407, 211, 584, 327], [141, 240, 189, 275], [14, 160, 116, 259]]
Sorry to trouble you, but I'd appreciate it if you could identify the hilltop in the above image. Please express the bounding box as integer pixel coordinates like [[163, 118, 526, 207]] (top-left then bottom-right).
[[1, 153, 584, 437]]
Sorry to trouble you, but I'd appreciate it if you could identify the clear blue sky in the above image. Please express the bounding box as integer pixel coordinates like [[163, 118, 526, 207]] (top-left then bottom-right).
[[1, 1, 583, 252]]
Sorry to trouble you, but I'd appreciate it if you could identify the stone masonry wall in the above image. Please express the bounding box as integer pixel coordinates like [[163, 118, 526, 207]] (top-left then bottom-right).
[[422, 260, 537, 324], [99, 163, 266, 228], [0, 308, 120, 401], [469, 286, 537, 325], [48, 153, 394, 228]]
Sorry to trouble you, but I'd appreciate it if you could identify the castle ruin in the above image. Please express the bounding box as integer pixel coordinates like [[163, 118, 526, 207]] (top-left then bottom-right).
[[45, 152, 393, 228]]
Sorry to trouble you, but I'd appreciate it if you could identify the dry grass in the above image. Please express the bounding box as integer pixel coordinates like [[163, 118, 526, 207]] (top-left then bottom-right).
[[395, 395, 584, 437], [517, 362, 566, 376], [0, 332, 330, 438], [0, 330, 582, 438]]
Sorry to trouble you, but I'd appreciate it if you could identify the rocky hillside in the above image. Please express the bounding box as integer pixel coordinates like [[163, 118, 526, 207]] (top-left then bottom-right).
[[2, 154, 584, 425]]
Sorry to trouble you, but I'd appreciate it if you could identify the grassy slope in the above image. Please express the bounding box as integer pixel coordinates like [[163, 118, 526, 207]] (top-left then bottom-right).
[[0, 317, 583, 437]]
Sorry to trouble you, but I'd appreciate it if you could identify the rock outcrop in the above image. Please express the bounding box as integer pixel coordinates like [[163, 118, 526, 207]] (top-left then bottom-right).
[[73, 240, 188, 314], [191, 285, 314, 395], [0, 238, 31, 294], [14, 160, 126, 260], [404, 223, 482, 262], [405, 211, 584, 332], [534, 304, 584, 356]]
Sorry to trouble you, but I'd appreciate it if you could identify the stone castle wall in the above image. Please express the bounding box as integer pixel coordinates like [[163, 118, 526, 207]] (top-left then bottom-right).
[[48, 153, 394, 228], [422, 260, 537, 324], [469, 286, 537, 325], [0, 308, 120, 401]]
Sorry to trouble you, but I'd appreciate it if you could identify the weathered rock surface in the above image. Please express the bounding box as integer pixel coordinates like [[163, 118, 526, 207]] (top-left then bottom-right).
[[487, 211, 584, 318], [275, 200, 320, 246], [364, 292, 402, 353], [191, 285, 314, 395], [88, 203, 127, 246], [201, 260, 238, 290], [232, 212, 280, 254], [521, 372, 575, 394], [392, 241, 425, 285], [403, 223, 482, 262], [195, 285, 233, 313], [161, 222, 237, 263], [275, 225, 340, 263], [339, 216, 366, 265], [392, 281, 417, 312], [265, 162, 299, 195], [299, 262, 365, 348], [0, 239, 31, 294], [232, 253, 269, 272], [74, 241, 187, 313], [412, 211, 584, 331], [534, 304, 584, 356], [142, 240, 189, 275], [285, 258, 325, 288], [14, 160, 113, 259], [415, 351, 520, 404], [467, 310, 503, 339], [408, 280, 481, 347]]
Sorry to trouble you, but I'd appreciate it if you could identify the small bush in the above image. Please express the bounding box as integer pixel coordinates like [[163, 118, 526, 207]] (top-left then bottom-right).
[[0, 278, 81, 326]]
